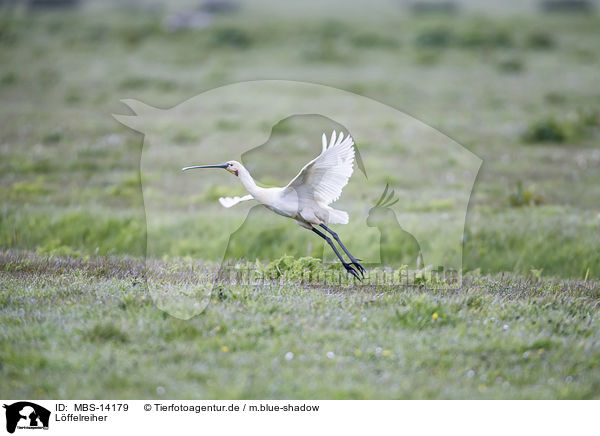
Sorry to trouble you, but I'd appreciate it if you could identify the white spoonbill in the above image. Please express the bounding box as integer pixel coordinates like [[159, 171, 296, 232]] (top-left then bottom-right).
[[182, 131, 365, 279]]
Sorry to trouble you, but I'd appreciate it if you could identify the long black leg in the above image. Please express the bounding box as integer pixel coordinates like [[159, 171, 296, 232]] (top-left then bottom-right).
[[311, 227, 361, 280], [319, 224, 366, 277]]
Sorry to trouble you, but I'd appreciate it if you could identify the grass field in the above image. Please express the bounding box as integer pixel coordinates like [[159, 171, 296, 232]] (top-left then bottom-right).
[[2, 251, 600, 399], [1, 0, 600, 399]]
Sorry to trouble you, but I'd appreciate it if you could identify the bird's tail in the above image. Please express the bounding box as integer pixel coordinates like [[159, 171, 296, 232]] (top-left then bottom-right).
[[326, 207, 349, 225]]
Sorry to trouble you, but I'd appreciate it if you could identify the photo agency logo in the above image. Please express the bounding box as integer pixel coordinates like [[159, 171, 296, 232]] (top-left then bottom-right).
[[3, 402, 50, 434], [114, 80, 481, 319]]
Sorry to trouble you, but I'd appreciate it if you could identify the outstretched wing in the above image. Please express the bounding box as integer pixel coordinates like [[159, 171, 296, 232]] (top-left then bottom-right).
[[218, 194, 253, 208], [285, 130, 355, 205]]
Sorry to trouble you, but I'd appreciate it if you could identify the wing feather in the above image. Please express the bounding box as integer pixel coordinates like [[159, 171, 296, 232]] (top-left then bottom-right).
[[285, 131, 355, 205], [218, 194, 253, 208]]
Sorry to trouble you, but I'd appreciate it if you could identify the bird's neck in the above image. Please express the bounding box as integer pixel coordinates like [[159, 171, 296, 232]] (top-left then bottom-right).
[[237, 167, 260, 196]]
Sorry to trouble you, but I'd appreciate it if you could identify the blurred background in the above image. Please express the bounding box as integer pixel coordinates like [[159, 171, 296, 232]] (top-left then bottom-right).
[[1, 0, 599, 278]]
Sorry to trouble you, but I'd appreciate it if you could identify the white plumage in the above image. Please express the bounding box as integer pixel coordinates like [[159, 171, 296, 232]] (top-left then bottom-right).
[[286, 131, 355, 205], [182, 130, 365, 279], [283, 131, 355, 225], [218, 194, 253, 208]]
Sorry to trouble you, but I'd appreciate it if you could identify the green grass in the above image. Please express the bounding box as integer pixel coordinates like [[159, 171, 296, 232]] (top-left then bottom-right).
[[1, 251, 599, 399], [1, 1, 600, 399], [1, 4, 599, 278]]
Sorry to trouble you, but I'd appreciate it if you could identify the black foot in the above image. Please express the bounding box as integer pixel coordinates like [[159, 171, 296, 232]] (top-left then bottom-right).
[[349, 258, 366, 278], [343, 262, 362, 281]]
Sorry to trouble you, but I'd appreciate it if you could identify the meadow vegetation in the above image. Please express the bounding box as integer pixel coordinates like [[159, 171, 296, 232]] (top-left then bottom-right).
[[1, 251, 599, 399], [1, 1, 599, 277], [1, 0, 599, 398]]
